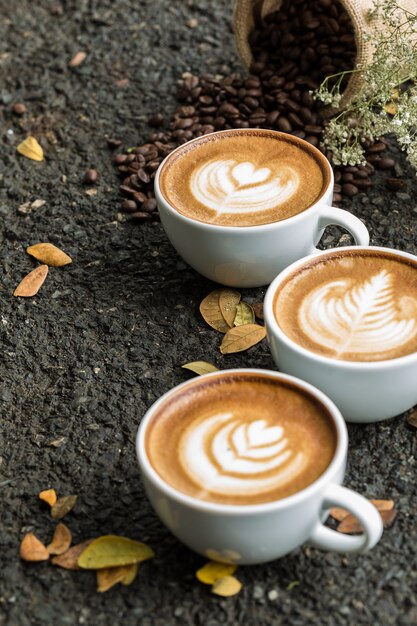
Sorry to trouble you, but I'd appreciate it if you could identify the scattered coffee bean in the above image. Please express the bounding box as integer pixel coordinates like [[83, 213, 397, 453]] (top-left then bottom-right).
[[122, 199, 138, 213], [342, 183, 359, 197], [107, 138, 123, 149], [83, 168, 99, 184], [12, 102, 27, 115], [148, 113, 165, 128], [386, 177, 406, 191]]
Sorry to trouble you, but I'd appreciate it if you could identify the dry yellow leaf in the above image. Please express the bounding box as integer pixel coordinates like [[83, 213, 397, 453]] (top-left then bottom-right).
[[16, 136, 44, 161], [220, 324, 266, 354], [121, 563, 139, 586], [96, 565, 133, 592], [20, 532, 49, 562], [51, 539, 94, 570], [182, 361, 219, 376], [234, 302, 255, 326], [78, 535, 155, 569], [219, 289, 241, 327], [13, 265, 48, 297], [26, 243, 72, 267], [196, 561, 237, 585], [330, 499, 395, 522], [384, 102, 397, 115], [200, 290, 230, 333], [51, 495, 78, 520], [211, 575, 242, 597], [39, 488, 57, 507], [47, 523, 72, 556]]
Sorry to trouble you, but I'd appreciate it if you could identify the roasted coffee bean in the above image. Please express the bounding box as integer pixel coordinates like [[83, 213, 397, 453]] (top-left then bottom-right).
[[352, 178, 372, 189], [133, 191, 147, 203], [376, 157, 396, 170], [107, 138, 122, 149], [12, 102, 27, 115], [386, 177, 406, 191], [366, 141, 387, 154], [277, 117, 292, 132], [122, 199, 138, 213], [148, 113, 165, 127], [114, 154, 128, 165], [83, 169, 99, 184], [342, 183, 359, 197], [142, 198, 158, 213], [131, 212, 150, 221], [137, 169, 150, 184]]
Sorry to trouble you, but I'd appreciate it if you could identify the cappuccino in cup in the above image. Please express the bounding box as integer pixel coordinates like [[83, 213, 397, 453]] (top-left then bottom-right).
[[264, 247, 417, 422], [145, 371, 337, 505], [159, 130, 329, 227], [154, 129, 369, 287], [137, 369, 383, 564]]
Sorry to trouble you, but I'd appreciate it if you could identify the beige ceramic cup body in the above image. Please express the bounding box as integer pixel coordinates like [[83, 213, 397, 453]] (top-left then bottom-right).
[[136, 369, 382, 565], [264, 246, 417, 423], [154, 130, 369, 288]]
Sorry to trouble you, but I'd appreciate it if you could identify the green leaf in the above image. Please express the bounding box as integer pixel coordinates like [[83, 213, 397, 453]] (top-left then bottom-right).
[[234, 302, 255, 326]]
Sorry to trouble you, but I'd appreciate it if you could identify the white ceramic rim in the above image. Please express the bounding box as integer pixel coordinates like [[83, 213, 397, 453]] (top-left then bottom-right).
[[136, 368, 347, 515], [264, 245, 417, 369], [154, 128, 334, 231]]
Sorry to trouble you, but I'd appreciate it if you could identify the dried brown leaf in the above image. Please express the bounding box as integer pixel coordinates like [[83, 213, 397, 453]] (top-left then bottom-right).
[[47, 523, 72, 556], [406, 408, 417, 429], [20, 532, 49, 562], [51, 495, 78, 520], [199, 290, 229, 333], [337, 507, 398, 534], [182, 361, 219, 376], [14, 265, 48, 297], [234, 302, 255, 326], [330, 499, 395, 523], [220, 324, 266, 354], [68, 51, 87, 67], [26, 243, 72, 267], [51, 540, 94, 570], [211, 575, 242, 597], [97, 565, 133, 592], [252, 302, 264, 320], [16, 136, 44, 161], [219, 289, 241, 327], [39, 488, 57, 507]]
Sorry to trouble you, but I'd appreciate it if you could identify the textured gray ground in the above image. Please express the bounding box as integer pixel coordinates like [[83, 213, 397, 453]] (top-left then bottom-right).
[[0, 1, 416, 625]]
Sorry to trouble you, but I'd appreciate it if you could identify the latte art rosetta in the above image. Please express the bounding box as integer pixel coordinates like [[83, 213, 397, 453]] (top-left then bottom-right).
[[180, 412, 306, 497], [299, 270, 417, 358], [190, 159, 300, 217]]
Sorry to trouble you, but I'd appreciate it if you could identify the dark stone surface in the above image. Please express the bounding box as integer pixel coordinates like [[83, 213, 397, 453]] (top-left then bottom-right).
[[0, 1, 416, 625]]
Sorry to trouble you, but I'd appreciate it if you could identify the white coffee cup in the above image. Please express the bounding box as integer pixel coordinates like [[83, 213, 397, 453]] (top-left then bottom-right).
[[136, 369, 382, 565], [264, 246, 417, 423], [154, 130, 369, 288]]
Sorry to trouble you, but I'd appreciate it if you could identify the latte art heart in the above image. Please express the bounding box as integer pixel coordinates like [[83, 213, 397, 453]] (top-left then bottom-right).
[[180, 413, 306, 497], [190, 159, 300, 217], [299, 270, 417, 358]]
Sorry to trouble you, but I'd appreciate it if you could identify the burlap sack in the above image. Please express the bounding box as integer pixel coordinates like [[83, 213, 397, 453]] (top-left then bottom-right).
[[233, 0, 416, 110]]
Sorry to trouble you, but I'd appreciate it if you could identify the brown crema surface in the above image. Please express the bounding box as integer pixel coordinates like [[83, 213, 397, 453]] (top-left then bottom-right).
[[159, 130, 328, 226], [274, 250, 417, 361], [145, 373, 337, 505]]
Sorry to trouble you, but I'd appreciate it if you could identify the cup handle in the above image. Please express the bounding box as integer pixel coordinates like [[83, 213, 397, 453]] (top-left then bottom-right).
[[309, 206, 370, 254], [309, 484, 383, 553]]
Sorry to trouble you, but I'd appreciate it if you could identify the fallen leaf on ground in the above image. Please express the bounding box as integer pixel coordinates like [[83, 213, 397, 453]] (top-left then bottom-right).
[[26, 243, 72, 267], [51, 540, 94, 570], [234, 302, 255, 326], [51, 495, 78, 520], [196, 561, 237, 585], [337, 506, 397, 534], [18, 199, 46, 214], [78, 535, 154, 569], [47, 436, 66, 448], [97, 565, 136, 592], [47, 523, 72, 555], [182, 361, 219, 376], [330, 499, 395, 522], [219, 289, 241, 327], [211, 575, 242, 597], [20, 532, 49, 562], [14, 265, 48, 297], [68, 51, 87, 67], [199, 290, 230, 333], [220, 324, 266, 354], [16, 136, 44, 161], [121, 562, 139, 585], [406, 408, 417, 428], [252, 302, 264, 320], [39, 488, 57, 507]]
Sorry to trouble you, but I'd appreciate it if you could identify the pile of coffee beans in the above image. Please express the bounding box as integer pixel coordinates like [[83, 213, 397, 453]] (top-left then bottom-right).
[[114, 0, 398, 222]]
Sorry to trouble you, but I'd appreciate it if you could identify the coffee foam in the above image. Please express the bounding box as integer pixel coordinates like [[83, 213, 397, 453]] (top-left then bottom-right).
[[159, 130, 329, 226], [274, 250, 417, 361], [146, 373, 337, 505]]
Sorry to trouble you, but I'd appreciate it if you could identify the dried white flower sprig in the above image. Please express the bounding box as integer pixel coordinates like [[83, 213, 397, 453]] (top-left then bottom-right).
[[314, 0, 417, 168]]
